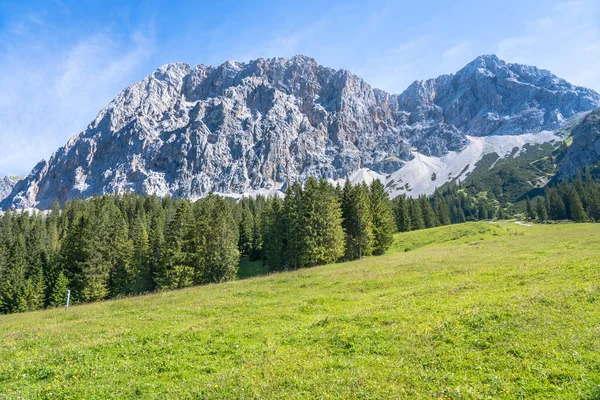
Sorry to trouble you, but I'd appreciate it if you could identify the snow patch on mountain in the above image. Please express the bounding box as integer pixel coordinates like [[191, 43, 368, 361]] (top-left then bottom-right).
[[330, 130, 561, 198], [1, 54, 598, 210]]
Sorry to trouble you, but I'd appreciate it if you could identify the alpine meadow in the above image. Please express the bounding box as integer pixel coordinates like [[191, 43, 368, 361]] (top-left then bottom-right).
[[1, 222, 599, 398], [2, 0, 600, 398]]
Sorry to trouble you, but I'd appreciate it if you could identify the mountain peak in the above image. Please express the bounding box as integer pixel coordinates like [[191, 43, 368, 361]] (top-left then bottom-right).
[[3, 55, 600, 209], [470, 54, 503, 67]]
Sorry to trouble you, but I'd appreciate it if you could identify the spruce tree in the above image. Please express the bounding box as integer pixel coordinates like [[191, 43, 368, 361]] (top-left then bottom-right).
[[47, 271, 69, 307], [299, 177, 320, 266], [0, 235, 28, 313], [570, 191, 587, 222], [420, 197, 437, 228], [342, 181, 373, 260], [434, 198, 451, 226], [369, 180, 396, 255], [193, 195, 240, 283], [549, 190, 567, 220], [261, 198, 286, 270], [409, 200, 425, 230], [525, 196, 536, 220], [536, 198, 548, 222], [314, 179, 345, 264], [131, 213, 152, 293], [238, 203, 254, 257], [393, 195, 411, 232], [477, 201, 488, 220], [249, 206, 263, 261], [283, 182, 304, 268], [156, 201, 194, 290]]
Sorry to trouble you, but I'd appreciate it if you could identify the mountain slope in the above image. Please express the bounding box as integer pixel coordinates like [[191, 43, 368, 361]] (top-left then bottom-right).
[[2, 55, 599, 209], [0, 176, 23, 202], [557, 107, 600, 180]]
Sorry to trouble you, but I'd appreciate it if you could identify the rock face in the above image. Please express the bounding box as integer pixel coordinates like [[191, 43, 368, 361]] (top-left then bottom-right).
[[558, 108, 600, 179], [2, 54, 600, 209], [0, 176, 23, 202]]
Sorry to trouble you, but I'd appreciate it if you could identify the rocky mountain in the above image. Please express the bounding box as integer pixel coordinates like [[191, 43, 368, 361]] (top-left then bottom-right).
[[557, 108, 600, 180], [0, 176, 23, 202], [2, 54, 600, 209]]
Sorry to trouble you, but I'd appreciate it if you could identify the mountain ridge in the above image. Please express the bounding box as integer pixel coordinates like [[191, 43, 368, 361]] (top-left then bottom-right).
[[2, 54, 600, 209], [0, 176, 23, 203]]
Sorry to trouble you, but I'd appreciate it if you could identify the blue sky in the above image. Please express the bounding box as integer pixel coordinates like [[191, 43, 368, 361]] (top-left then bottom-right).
[[0, 0, 599, 176]]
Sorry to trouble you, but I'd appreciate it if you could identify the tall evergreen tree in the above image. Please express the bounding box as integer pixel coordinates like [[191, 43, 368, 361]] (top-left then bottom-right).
[[369, 180, 396, 255], [525, 196, 536, 220], [156, 201, 194, 290], [47, 271, 69, 308], [570, 191, 588, 222], [392, 195, 411, 232], [193, 195, 240, 283], [283, 182, 304, 268], [536, 197, 548, 222], [409, 200, 425, 231], [342, 181, 373, 260], [238, 203, 254, 257], [548, 189, 567, 220], [0, 235, 28, 313], [131, 213, 152, 293], [420, 197, 438, 228], [261, 198, 286, 270]]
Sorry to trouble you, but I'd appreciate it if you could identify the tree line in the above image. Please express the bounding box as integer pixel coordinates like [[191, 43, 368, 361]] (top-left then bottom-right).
[[2, 169, 597, 314], [0, 194, 239, 314], [390, 168, 600, 234], [0, 178, 396, 314], [523, 171, 600, 223]]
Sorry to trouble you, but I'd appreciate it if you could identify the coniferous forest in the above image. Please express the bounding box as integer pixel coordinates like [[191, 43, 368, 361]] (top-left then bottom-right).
[[1, 172, 599, 315], [0, 178, 396, 314]]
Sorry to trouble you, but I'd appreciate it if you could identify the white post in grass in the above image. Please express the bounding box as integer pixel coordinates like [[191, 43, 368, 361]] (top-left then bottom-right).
[[65, 290, 71, 312]]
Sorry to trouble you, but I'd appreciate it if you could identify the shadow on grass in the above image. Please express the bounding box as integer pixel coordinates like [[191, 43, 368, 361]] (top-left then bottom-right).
[[585, 386, 600, 400], [237, 256, 269, 279]]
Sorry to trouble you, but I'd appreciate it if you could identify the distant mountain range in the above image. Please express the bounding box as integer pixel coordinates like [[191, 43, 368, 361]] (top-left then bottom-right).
[[2, 54, 600, 209]]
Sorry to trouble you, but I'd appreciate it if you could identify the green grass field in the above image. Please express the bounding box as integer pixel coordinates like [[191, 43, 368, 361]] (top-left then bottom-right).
[[1, 222, 599, 399]]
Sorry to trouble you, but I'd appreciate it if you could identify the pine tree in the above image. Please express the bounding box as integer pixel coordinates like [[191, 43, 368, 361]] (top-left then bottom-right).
[[369, 180, 396, 255], [146, 199, 165, 291], [261, 198, 286, 270], [477, 201, 488, 220], [238, 203, 254, 257], [525, 196, 536, 220], [155, 201, 194, 290], [0, 235, 28, 313], [420, 197, 438, 228], [409, 200, 424, 231], [193, 195, 240, 283], [102, 206, 134, 297], [47, 271, 69, 307], [131, 213, 152, 293], [434, 198, 451, 226], [497, 207, 506, 220], [314, 179, 345, 264], [283, 182, 304, 268], [570, 191, 587, 222], [249, 206, 263, 261], [299, 177, 320, 266], [342, 181, 373, 260], [536, 198, 548, 222], [392, 195, 411, 232], [549, 190, 567, 220]]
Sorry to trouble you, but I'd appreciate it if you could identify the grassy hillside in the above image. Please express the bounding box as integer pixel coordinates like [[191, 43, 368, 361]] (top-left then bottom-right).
[[1, 222, 599, 399]]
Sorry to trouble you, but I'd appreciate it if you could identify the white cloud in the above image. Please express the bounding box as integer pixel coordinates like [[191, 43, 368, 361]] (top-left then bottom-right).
[[495, 0, 600, 90], [0, 19, 155, 177]]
